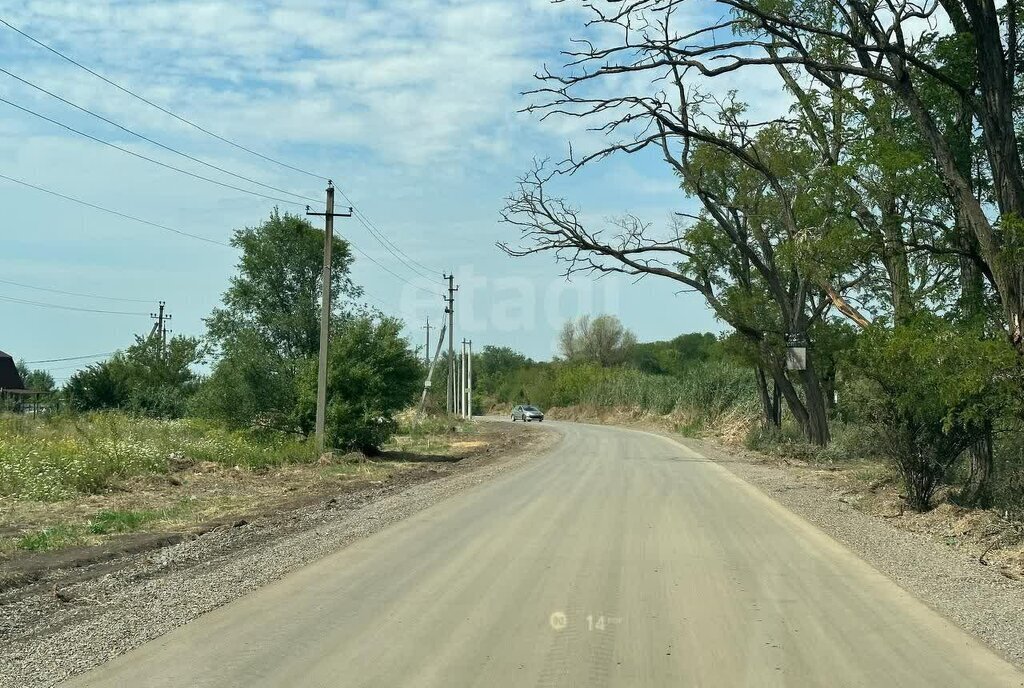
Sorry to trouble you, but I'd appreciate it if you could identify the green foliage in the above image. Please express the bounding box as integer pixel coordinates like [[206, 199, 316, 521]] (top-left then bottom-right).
[[296, 316, 422, 453], [196, 210, 419, 452], [15, 361, 55, 392], [16, 524, 84, 551], [63, 334, 204, 418], [190, 330, 299, 432], [205, 209, 359, 360], [88, 509, 159, 534], [846, 315, 1017, 510], [0, 412, 317, 501]]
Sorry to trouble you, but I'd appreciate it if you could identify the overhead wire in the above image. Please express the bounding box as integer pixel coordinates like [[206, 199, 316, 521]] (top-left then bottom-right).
[[0, 95, 309, 207], [1, 18, 446, 305], [0, 17, 328, 181], [1, 18, 441, 284], [0, 277, 153, 303], [25, 352, 116, 363], [0, 172, 231, 246], [0, 67, 323, 207], [0, 293, 148, 315]]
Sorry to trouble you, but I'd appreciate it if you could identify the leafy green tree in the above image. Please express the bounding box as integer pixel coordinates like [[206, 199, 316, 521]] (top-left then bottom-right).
[[206, 209, 360, 360], [471, 346, 535, 397], [15, 361, 55, 392], [848, 315, 1017, 511], [64, 362, 127, 412], [295, 317, 421, 453], [198, 210, 362, 433], [190, 331, 299, 432], [63, 335, 203, 417], [116, 335, 205, 417]]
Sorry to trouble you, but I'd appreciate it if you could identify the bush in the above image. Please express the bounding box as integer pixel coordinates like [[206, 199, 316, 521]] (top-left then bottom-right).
[[297, 317, 422, 453], [846, 316, 1017, 511]]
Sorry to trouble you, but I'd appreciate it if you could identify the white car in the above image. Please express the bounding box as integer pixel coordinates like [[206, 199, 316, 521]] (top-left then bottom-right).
[[511, 404, 544, 422]]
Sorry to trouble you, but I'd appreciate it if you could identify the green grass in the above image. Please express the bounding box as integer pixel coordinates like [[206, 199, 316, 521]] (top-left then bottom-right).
[[87, 509, 160, 534], [16, 524, 85, 551], [0, 411, 318, 501]]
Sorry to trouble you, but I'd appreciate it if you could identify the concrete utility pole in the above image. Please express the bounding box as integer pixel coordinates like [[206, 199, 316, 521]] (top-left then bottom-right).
[[306, 182, 353, 454], [467, 339, 473, 419], [418, 315, 448, 414], [461, 339, 471, 419], [149, 301, 171, 357], [444, 274, 457, 415], [422, 317, 431, 367]]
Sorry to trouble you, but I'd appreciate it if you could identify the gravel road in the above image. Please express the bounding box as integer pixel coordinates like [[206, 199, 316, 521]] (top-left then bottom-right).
[[685, 435, 1024, 671], [0, 422, 555, 688], [40, 421, 1024, 687]]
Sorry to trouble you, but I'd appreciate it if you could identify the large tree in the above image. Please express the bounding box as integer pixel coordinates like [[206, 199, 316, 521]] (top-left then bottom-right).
[[206, 209, 360, 360]]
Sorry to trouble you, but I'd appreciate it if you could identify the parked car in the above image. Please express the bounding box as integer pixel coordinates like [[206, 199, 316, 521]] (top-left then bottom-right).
[[511, 404, 544, 422]]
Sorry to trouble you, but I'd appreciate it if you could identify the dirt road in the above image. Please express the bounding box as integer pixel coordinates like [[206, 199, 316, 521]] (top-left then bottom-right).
[[63, 420, 1024, 687]]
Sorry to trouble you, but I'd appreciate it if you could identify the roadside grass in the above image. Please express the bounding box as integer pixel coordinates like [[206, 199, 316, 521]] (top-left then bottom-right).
[[16, 524, 85, 552], [0, 411, 482, 558], [88, 508, 164, 535], [0, 411, 318, 501]]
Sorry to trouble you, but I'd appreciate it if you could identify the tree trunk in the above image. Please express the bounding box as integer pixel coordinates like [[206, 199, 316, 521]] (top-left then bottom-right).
[[958, 423, 995, 508], [765, 356, 830, 445], [798, 355, 831, 446], [755, 366, 781, 428]]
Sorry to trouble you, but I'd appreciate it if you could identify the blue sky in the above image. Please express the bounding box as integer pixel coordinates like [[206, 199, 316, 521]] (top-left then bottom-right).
[[0, 0, 784, 381]]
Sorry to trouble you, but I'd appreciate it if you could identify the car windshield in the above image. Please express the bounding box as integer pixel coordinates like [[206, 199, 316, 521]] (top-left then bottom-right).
[[524, 406, 540, 412]]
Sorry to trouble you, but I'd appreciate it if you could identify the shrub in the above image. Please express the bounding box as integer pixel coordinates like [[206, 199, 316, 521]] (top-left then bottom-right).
[[846, 316, 1017, 511]]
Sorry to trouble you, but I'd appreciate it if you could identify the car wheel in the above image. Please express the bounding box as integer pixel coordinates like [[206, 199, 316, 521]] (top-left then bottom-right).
[[511, 415, 515, 421]]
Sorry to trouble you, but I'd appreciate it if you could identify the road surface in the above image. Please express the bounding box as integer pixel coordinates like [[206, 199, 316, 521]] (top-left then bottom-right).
[[64, 420, 1023, 687]]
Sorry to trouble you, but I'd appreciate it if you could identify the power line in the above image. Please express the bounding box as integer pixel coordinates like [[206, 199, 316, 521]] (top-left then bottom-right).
[[0, 277, 152, 303], [0, 172, 231, 246], [0, 95, 308, 207], [0, 293, 148, 315], [0, 17, 327, 181], [0, 18, 446, 293], [25, 352, 114, 364], [349, 243, 444, 297], [333, 184, 444, 278], [0, 67, 323, 207]]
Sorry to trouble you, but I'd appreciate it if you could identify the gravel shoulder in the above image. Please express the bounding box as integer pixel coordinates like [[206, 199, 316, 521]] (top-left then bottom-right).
[[678, 435, 1024, 670], [0, 420, 558, 688]]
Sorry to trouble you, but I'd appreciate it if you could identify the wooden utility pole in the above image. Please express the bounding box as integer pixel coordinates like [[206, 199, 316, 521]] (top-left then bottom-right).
[[444, 274, 457, 415], [422, 316, 431, 367], [306, 182, 352, 454]]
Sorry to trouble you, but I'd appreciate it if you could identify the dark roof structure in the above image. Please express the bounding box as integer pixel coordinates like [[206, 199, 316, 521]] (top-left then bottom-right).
[[0, 350, 26, 390]]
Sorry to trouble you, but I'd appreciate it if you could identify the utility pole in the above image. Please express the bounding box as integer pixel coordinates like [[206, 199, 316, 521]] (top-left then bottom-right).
[[461, 339, 470, 419], [444, 274, 457, 415], [422, 317, 431, 367], [418, 315, 448, 414], [150, 301, 171, 357], [467, 339, 473, 419], [306, 182, 353, 454]]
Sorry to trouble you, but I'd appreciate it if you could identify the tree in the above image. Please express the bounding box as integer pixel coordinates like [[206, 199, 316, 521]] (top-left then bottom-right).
[[206, 209, 360, 360], [63, 335, 203, 417], [558, 315, 637, 366], [64, 362, 127, 412], [15, 361, 55, 392], [295, 316, 422, 453], [532, 0, 1024, 355], [198, 209, 362, 433]]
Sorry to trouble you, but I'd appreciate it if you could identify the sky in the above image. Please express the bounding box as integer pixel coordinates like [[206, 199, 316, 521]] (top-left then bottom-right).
[[0, 0, 788, 382]]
